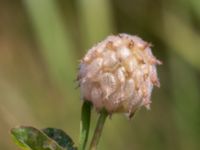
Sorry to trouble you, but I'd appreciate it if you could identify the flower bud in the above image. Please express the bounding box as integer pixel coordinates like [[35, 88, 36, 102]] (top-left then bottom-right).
[[77, 33, 161, 117]]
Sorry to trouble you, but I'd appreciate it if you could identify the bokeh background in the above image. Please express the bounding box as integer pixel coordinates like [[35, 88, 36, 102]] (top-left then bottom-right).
[[0, 0, 200, 150]]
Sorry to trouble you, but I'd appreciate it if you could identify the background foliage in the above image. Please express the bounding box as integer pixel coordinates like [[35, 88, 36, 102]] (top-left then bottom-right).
[[0, 0, 199, 150]]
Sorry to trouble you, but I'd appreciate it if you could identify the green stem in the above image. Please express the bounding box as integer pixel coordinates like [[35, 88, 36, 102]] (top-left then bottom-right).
[[78, 101, 92, 150], [89, 110, 108, 150]]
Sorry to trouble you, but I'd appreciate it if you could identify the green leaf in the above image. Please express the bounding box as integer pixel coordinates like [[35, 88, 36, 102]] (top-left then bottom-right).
[[78, 101, 92, 150], [43, 128, 77, 150], [11, 126, 64, 150]]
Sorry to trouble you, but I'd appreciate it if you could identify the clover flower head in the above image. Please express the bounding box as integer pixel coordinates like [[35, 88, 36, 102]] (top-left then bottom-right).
[[77, 33, 161, 118]]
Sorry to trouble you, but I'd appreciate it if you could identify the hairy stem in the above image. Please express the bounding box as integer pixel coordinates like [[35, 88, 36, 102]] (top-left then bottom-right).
[[89, 110, 108, 150]]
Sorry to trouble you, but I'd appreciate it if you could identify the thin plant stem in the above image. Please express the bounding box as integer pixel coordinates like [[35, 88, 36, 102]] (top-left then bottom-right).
[[89, 110, 108, 150], [78, 101, 92, 150]]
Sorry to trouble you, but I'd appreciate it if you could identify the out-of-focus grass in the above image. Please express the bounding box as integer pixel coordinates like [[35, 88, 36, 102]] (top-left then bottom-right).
[[169, 53, 200, 150], [162, 12, 200, 70], [24, 0, 77, 88], [77, 0, 114, 49], [0, 0, 200, 150]]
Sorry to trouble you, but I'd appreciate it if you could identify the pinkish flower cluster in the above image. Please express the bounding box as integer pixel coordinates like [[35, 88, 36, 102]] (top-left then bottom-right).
[[77, 33, 161, 118]]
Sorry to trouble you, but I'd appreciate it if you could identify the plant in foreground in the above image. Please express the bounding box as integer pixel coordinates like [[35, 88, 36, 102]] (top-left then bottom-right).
[[11, 33, 161, 150]]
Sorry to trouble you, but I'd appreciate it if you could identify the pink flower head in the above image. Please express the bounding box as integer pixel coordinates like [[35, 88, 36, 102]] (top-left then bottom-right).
[[77, 33, 161, 118]]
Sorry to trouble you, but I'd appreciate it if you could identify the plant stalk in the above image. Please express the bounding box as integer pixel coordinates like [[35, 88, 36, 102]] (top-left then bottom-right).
[[89, 110, 108, 150]]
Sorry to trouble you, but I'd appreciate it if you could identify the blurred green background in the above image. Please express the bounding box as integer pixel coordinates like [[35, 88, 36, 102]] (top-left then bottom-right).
[[0, 0, 200, 150]]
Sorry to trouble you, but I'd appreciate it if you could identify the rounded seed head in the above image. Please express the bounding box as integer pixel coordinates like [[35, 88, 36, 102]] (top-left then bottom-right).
[[77, 33, 161, 118]]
